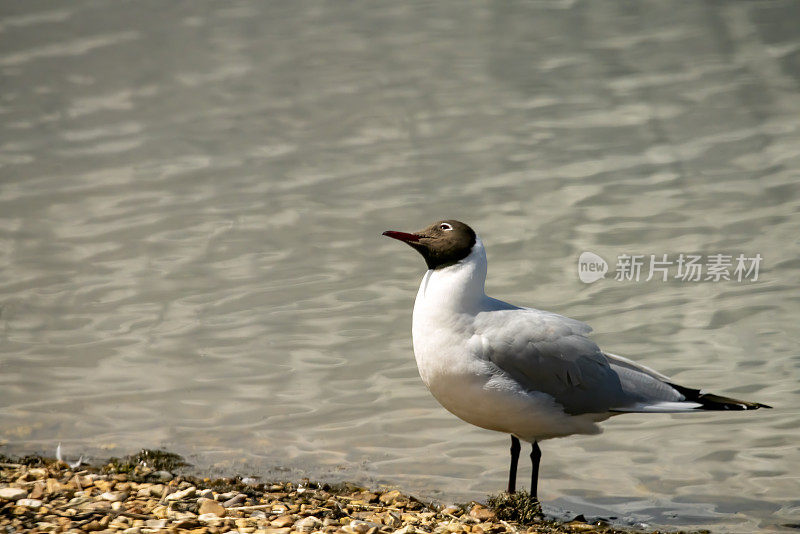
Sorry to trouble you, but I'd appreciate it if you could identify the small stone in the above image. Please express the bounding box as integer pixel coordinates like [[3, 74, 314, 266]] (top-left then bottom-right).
[[101, 491, 128, 502], [441, 506, 460, 516], [88, 500, 112, 513], [0, 487, 28, 501], [46, 478, 64, 494], [198, 488, 214, 498], [199, 499, 226, 517], [28, 468, 48, 479], [149, 484, 165, 497], [350, 520, 381, 534], [175, 518, 201, 529], [130, 463, 149, 475], [355, 492, 379, 503], [380, 490, 403, 505], [29, 482, 45, 500], [198, 513, 224, 523], [166, 485, 196, 501], [146, 518, 168, 529], [16, 498, 43, 510], [263, 529, 291, 534], [392, 526, 415, 534], [223, 493, 246, 507], [94, 480, 115, 492], [271, 515, 294, 528], [35, 521, 57, 533], [295, 516, 321, 532], [70, 474, 92, 488], [174, 511, 198, 522], [152, 505, 168, 519], [110, 516, 131, 527], [151, 471, 173, 482], [83, 520, 104, 531], [565, 522, 596, 532], [66, 495, 87, 507], [468, 505, 495, 522], [122, 527, 142, 534], [386, 512, 402, 528]]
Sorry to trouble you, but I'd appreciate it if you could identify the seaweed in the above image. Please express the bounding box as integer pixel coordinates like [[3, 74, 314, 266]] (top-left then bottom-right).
[[487, 490, 544, 524], [104, 448, 189, 474]]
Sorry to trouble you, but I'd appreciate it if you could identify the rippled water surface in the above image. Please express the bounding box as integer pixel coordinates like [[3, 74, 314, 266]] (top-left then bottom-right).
[[2, 1, 799, 531]]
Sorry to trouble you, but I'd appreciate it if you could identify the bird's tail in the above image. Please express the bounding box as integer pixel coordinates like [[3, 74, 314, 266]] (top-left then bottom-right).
[[668, 383, 772, 410]]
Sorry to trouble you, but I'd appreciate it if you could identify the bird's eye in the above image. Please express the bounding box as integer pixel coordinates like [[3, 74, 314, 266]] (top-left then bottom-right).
[[440, 223, 453, 231]]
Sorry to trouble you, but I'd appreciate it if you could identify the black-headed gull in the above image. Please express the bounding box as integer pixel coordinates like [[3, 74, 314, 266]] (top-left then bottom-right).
[[383, 219, 770, 499]]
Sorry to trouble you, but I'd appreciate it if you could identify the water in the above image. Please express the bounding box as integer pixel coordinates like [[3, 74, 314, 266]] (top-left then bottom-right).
[[1, 1, 799, 531]]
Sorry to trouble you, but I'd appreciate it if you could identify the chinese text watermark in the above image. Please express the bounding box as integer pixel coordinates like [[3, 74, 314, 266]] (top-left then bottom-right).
[[578, 252, 762, 284]]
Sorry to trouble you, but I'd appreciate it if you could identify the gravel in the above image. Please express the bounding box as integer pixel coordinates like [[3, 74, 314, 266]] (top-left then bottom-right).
[[0, 457, 696, 534]]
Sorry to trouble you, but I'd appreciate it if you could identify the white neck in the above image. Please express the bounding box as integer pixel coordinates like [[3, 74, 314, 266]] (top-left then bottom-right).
[[414, 237, 488, 315]]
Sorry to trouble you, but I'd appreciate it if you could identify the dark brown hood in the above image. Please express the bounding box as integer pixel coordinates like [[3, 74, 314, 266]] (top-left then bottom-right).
[[383, 220, 477, 270]]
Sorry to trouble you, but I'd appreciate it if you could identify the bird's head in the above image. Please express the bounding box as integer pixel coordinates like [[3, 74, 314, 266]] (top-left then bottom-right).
[[383, 219, 477, 270]]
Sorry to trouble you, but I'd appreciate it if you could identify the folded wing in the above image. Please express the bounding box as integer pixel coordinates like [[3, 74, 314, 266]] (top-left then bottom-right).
[[472, 307, 742, 415]]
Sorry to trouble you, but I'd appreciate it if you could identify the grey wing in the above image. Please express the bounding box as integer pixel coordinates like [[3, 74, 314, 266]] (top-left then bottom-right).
[[473, 308, 686, 414]]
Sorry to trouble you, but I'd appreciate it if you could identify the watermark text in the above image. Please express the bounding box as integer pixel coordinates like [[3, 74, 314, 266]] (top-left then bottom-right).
[[578, 252, 762, 284]]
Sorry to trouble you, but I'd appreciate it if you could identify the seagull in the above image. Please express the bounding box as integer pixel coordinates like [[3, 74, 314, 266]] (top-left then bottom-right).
[[382, 219, 770, 499]]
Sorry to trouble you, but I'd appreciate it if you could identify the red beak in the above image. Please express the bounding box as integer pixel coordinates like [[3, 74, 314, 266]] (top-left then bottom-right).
[[382, 230, 421, 243]]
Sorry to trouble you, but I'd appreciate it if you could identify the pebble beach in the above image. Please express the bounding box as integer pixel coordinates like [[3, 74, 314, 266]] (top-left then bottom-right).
[[0, 452, 700, 534]]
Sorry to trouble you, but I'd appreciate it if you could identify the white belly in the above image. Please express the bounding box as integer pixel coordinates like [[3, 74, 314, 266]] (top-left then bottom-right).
[[411, 312, 605, 442]]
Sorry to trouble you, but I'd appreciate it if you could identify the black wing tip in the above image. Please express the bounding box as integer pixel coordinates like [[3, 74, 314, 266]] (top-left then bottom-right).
[[700, 400, 771, 411], [668, 383, 772, 411]]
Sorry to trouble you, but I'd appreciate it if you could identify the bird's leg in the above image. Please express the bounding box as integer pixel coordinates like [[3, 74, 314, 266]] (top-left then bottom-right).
[[507, 436, 521, 494], [530, 441, 541, 500]]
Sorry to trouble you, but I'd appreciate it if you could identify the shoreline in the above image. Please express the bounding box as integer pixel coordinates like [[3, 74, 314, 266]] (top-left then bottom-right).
[[0, 450, 703, 534]]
